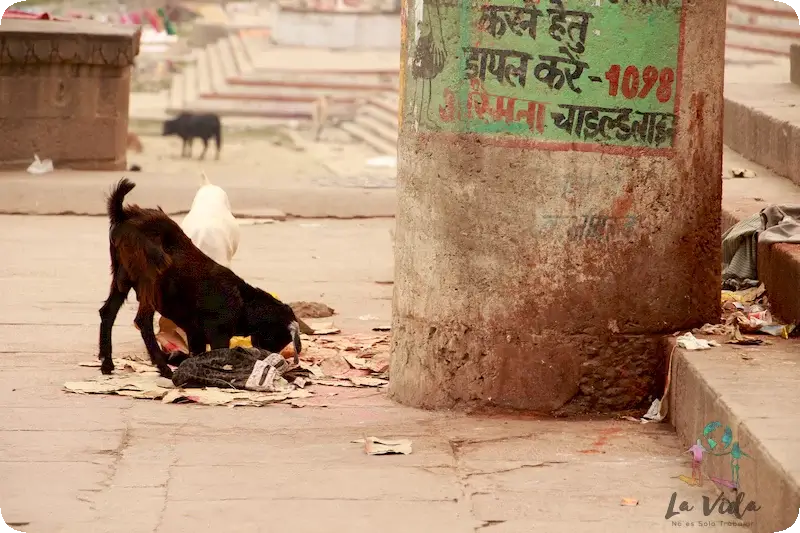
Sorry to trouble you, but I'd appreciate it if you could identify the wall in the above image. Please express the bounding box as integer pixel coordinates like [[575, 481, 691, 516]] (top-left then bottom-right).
[[390, 0, 726, 414], [271, 9, 400, 49], [0, 19, 140, 170]]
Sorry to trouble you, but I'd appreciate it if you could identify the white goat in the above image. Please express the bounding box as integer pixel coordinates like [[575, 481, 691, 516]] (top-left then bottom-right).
[[180, 172, 240, 267], [156, 172, 240, 353]]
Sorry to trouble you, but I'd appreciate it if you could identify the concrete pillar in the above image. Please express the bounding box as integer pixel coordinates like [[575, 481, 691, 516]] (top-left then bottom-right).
[[390, 0, 725, 413], [0, 19, 140, 170]]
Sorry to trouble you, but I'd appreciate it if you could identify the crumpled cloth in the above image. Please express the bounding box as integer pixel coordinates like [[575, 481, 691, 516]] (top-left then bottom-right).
[[171, 347, 290, 392], [722, 205, 800, 282]]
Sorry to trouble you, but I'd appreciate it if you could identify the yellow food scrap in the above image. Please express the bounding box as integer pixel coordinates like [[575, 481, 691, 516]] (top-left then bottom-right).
[[230, 336, 252, 348]]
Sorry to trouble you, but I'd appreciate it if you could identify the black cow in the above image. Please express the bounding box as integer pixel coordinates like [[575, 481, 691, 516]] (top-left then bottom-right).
[[162, 113, 222, 160]]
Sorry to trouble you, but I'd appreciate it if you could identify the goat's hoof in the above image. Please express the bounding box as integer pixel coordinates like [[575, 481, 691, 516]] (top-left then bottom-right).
[[100, 359, 115, 375]]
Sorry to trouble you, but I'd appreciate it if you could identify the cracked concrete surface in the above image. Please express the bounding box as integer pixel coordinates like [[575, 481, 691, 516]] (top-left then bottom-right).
[[0, 215, 750, 532]]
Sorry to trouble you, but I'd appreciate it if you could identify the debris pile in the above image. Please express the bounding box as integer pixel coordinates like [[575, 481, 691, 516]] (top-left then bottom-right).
[[693, 283, 795, 346], [65, 331, 390, 408]]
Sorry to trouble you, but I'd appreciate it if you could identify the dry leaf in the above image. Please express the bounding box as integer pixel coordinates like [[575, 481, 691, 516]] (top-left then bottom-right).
[[359, 437, 412, 455]]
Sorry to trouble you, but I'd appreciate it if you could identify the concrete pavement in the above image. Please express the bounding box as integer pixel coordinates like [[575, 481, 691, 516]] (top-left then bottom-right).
[[0, 215, 750, 533]]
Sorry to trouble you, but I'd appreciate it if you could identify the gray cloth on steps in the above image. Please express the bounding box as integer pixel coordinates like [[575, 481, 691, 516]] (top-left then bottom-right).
[[722, 205, 800, 281]]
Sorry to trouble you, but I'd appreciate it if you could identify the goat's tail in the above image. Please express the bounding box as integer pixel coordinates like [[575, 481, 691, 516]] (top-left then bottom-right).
[[107, 178, 136, 227], [200, 171, 211, 186]]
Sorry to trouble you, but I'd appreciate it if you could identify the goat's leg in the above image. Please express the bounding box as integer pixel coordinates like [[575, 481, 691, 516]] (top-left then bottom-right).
[[98, 284, 131, 375], [133, 306, 173, 378], [207, 324, 233, 351], [187, 329, 208, 355], [198, 139, 208, 160]]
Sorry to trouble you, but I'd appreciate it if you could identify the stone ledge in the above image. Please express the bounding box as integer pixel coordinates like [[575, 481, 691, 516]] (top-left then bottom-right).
[[791, 44, 800, 87], [668, 336, 800, 533], [723, 84, 800, 189], [721, 147, 800, 325], [0, 19, 141, 67]]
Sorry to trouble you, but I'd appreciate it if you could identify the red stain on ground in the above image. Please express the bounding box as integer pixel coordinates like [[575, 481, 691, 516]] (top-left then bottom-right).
[[578, 427, 623, 454]]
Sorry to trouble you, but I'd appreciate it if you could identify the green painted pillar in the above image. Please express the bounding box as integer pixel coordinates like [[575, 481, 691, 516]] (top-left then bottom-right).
[[390, 0, 726, 413]]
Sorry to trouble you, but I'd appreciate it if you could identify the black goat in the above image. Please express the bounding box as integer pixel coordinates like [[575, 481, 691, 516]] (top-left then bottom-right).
[[162, 113, 222, 160], [98, 178, 301, 378]]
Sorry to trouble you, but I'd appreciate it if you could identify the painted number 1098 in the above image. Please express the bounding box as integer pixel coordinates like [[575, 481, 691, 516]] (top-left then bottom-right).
[[604, 65, 676, 103]]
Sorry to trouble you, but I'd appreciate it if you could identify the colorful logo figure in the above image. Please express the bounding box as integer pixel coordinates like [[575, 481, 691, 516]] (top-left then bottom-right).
[[679, 421, 750, 490]]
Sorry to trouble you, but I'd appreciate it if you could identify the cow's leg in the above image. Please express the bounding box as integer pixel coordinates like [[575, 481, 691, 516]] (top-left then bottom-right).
[[199, 138, 209, 160], [186, 138, 193, 158]]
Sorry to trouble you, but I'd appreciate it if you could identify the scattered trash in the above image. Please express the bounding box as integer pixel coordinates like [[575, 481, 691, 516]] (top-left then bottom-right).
[[64, 374, 169, 400], [642, 398, 664, 422], [289, 301, 335, 319], [693, 324, 730, 336], [620, 498, 639, 506], [78, 361, 101, 368], [161, 387, 312, 407], [730, 168, 757, 179], [358, 314, 381, 321], [27, 154, 53, 174], [354, 437, 412, 455], [372, 326, 391, 332], [366, 156, 397, 168], [66, 331, 392, 406], [676, 333, 719, 351], [740, 353, 754, 361], [759, 324, 795, 337], [309, 322, 341, 335]]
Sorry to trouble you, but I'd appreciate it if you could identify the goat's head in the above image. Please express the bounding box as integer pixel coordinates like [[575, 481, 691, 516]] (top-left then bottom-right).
[[245, 291, 302, 363]]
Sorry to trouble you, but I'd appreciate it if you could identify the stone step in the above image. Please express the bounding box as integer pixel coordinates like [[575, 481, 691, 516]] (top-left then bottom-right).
[[215, 38, 239, 81], [367, 92, 399, 116], [670, 143, 800, 532], [169, 68, 185, 111], [339, 121, 396, 155], [250, 46, 399, 73], [196, 46, 213, 96], [184, 62, 198, 104], [360, 104, 397, 132], [201, 83, 387, 100], [723, 61, 800, 188], [722, 146, 800, 322], [667, 334, 800, 533], [206, 42, 228, 94], [175, 97, 358, 119], [357, 107, 397, 140], [229, 33, 255, 75], [229, 76, 397, 92]]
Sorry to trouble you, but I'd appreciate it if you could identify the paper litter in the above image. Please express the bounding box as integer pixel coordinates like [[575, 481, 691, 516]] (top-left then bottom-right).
[[676, 332, 719, 351], [353, 437, 413, 455], [730, 168, 757, 179], [65, 331, 392, 407]]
